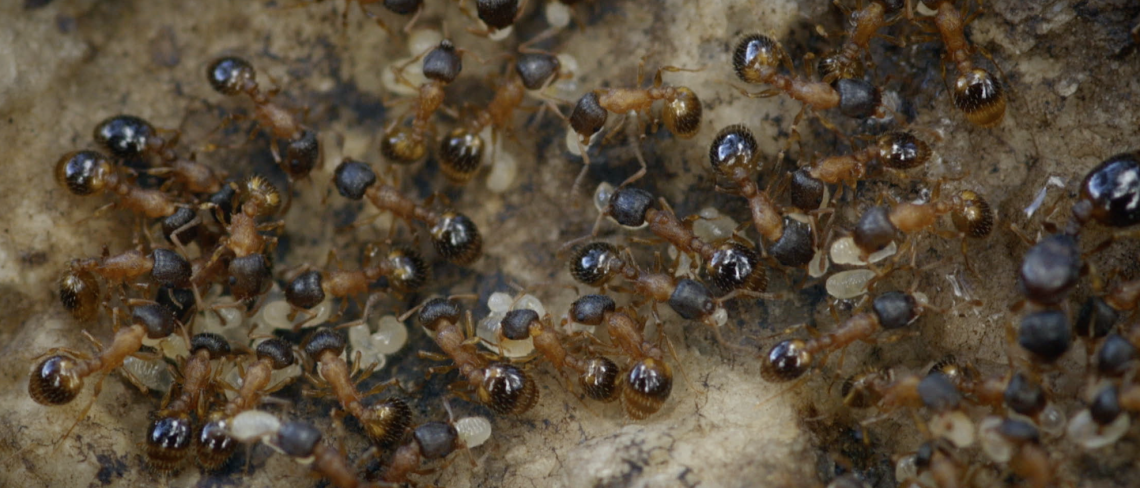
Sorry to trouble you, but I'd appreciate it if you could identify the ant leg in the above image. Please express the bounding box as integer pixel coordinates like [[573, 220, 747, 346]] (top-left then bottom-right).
[[53, 373, 108, 451], [619, 137, 649, 188]]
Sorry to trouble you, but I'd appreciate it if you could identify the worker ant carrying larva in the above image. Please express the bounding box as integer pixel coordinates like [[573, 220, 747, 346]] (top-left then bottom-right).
[[380, 39, 470, 165], [284, 244, 429, 324], [850, 186, 994, 268]]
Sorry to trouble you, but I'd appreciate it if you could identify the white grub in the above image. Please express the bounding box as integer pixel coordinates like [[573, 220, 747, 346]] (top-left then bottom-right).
[[143, 335, 188, 361], [455, 416, 493, 448], [229, 410, 281, 444], [692, 207, 739, 242], [407, 29, 442, 57], [477, 292, 539, 358], [825, 269, 877, 300], [1066, 409, 1130, 449], [486, 148, 518, 194], [829, 236, 896, 266], [121, 355, 173, 391], [929, 410, 976, 448], [371, 314, 410, 355], [978, 416, 1013, 463], [544, 1, 571, 29]]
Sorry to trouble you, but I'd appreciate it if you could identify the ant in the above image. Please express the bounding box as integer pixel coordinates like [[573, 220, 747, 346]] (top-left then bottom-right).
[[412, 298, 539, 415], [851, 187, 994, 267], [303, 329, 414, 448], [817, 0, 905, 84], [731, 33, 888, 126], [381, 409, 472, 485], [1067, 151, 1140, 234], [310, 0, 423, 36], [761, 290, 926, 383], [28, 303, 181, 443], [498, 307, 621, 403], [455, 0, 525, 37], [145, 333, 231, 472], [332, 159, 484, 265], [567, 56, 702, 192], [591, 186, 768, 293], [565, 294, 674, 419], [196, 338, 297, 470], [93, 114, 226, 195], [567, 242, 736, 346], [1017, 309, 1072, 366], [381, 39, 468, 164], [910, 0, 1007, 127], [285, 245, 429, 318], [708, 125, 815, 267], [789, 131, 933, 210], [55, 150, 189, 221], [196, 176, 282, 302], [206, 56, 322, 181], [59, 247, 192, 321], [274, 420, 377, 488]]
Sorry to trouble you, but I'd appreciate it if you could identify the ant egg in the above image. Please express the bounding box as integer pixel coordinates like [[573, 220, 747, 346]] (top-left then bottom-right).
[[1066, 409, 1130, 449], [122, 355, 174, 391], [929, 410, 975, 448], [544, 1, 571, 29], [830, 236, 897, 266], [486, 148, 518, 194], [1036, 404, 1067, 437], [455, 416, 492, 448], [825, 269, 877, 299], [408, 29, 442, 57]]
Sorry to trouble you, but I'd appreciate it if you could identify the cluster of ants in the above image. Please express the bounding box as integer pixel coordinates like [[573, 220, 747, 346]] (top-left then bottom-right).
[[23, 0, 1140, 486]]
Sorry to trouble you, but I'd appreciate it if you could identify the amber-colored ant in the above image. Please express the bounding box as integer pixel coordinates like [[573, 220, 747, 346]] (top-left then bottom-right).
[[381, 410, 470, 484], [455, 0, 525, 37], [411, 298, 539, 415], [332, 159, 483, 265], [851, 187, 993, 267], [498, 308, 621, 403], [59, 247, 192, 321], [817, 0, 905, 84], [910, 0, 1007, 127], [591, 186, 768, 293], [565, 294, 673, 419], [274, 420, 378, 488], [145, 333, 231, 472], [381, 39, 469, 164], [28, 303, 180, 443], [285, 244, 428, 321], [206, 56, 322, 181], [93, 114, 226, 195], [789, 131, 933, 210], [196, 338, 297, 470], [567, 57, 702, 192], [708, 125, 816, 267], [195, 176, 282, 301], [56, 150, 185, 220]]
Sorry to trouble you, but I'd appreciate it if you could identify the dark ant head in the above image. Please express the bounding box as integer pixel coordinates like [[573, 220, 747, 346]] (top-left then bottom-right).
[[150, 248, 192, 288], [208, 183, 238, 225], [1095, 334, 1136, 377], [1079, 152, 1140, 228], [55, 150, 113, 196], [383, 0, 422, 15], [769, 217, 815, 267], [789, 168, 825, 211], [479, 362, 538, 415], [28, 354, 83, 405], [413, 421, 459, 460], [569, 91, 607, 139], [1018, 309, 1072, 363], [190, 333, 232, 359], [438, 128, 485, 184], [93, 115, 156, 159], [1076, 297, 1119, 340], [1017, 235, 1080, 305], [760, 339, 812, 383], [256, 338, 297, 370], [417, 298, 463, 332], [196, 415, 236, 471], [878, 0, 905, 14], [207, 56, 256, 96], [853, 206, 897, 254], [732, 33, 782, 84], [430, 211, 482, 265], [162, 207, 200, 245], [380, 126, 427, 164], [622, 358, 673, 419], [476, 0, 518, 29], [872, 291, 919, 330], [608, 187, 656, 228], [836, 78, 881, 119], [708, 124, 759, 177], [952, 68, 1006, 128], [423, 40, 463, 83], [286, 270, 325, 310], [1003, 372, 1046, 417], [59, 269, 100, 322], [333, 159, 378, 201], [707, 241, 766, 293], [304, 329, 347, 359], [276, 420, 322, 458], [667, 278, 717, 321], [1090, 385, 1122, 426], [281, 129, 321, 179], [384, 247, 429, 293], [228, 254, 271, 301], [501, 309, 539, 341], [364, 398, 412, 448], [568, 294, 616, 326], [997, 418, 1041, 445], [133, 303, 178, 339], [662, 87, 702, 139], [951, 190, 994, 238], [155, 286, 196, 326], [879, 131, 931, 170], [580, 356, 621, 403], [146, 413, 194, 471], [516, 52, 561, 90], [917, 372, 961, 412], [568, 242, 622, 286]]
